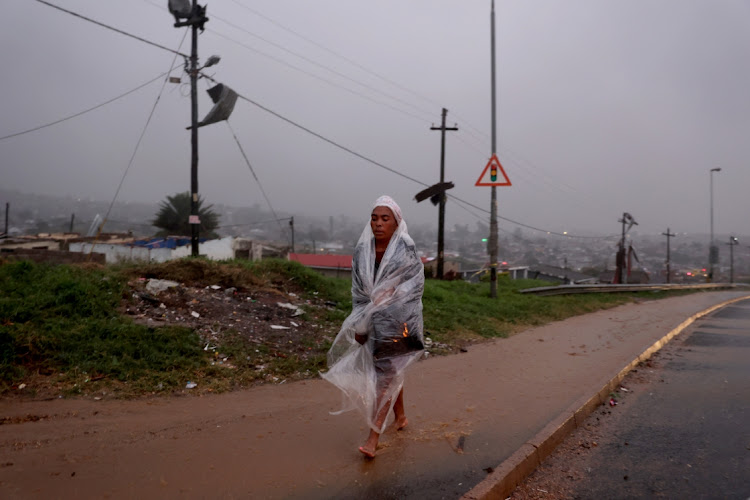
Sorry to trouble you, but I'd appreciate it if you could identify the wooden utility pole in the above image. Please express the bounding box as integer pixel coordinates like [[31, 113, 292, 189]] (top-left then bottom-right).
[[430, 108, 458, 279], [662, 228, 675, 283], [289, 216, 295, 254]]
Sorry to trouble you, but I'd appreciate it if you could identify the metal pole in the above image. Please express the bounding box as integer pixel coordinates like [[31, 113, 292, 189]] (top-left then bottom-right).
[[69, 213, 75, 233], [730, 238, 734, 283], [709, 170, 713, 281], [190, 0, 200, 257], [489, 0, 498, 298], [709, 167, 720, 281], [4, 202, 8, 236]]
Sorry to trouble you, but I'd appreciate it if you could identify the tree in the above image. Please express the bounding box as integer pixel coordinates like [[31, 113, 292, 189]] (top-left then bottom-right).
[[152, 192, 219, 238]]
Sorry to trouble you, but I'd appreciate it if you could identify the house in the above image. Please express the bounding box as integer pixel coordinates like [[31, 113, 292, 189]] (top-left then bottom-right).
[[422, 257, 460, 279], [288, 253, 353, 279], [68, 236, 284, 264]]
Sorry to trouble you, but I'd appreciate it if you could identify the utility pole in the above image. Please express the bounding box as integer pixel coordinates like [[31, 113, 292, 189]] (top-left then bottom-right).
[[615, 212, 637, 284], [662, 227, 675, 283], [170, 1, 208, 257], [188, 2, 200, 257], [69, 213, 75, 233], [3, 202, 8, 237], [430, 108, 458, 279], [289, 216, 295, 254], [489, 0, 499, 298]]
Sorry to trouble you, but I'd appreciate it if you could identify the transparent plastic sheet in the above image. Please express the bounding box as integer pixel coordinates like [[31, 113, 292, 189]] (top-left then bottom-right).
[[321, 218, 424, 433]]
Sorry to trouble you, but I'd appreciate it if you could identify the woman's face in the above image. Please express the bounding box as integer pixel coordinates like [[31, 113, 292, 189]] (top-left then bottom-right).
[[371, 206, 398, 244]]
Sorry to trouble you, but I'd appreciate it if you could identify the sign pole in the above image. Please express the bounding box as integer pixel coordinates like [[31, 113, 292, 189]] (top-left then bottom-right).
[[489, 0, 498, 298]]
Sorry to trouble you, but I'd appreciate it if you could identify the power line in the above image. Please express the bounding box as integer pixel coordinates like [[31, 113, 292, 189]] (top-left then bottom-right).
[[219, 80, 614, 240], [218, 217, 291, 229], [225, 120, 291, 245], [0, 72, 169, 142], [227, 0, 443, 112], [205, 29, 430, 124], [33, 0, 188, 58], [97, 37, 188, 239], [207, 13, 436, 122]]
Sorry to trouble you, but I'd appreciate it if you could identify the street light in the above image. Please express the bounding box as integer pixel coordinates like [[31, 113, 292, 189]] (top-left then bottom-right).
[[709, 167, 721, 281], [728, 236, 739, 283]]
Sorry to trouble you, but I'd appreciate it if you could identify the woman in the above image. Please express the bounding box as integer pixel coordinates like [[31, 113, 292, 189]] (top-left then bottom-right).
[[322, 195, 425, 458]]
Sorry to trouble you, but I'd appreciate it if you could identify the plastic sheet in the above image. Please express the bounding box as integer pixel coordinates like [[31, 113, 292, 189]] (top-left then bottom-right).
[[321, 206, 424, 433]]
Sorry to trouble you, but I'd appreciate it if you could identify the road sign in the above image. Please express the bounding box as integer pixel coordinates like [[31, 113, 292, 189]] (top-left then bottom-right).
[[475, 154, 511, 186]]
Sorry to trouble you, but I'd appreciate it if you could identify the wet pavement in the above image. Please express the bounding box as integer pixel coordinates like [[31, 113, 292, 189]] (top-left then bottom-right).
[[1, 291, 749, 499], [563, 298, 750, 499]]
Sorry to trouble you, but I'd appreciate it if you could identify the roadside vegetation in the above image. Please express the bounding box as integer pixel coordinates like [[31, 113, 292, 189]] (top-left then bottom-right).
[[0, 258, 687, 399]]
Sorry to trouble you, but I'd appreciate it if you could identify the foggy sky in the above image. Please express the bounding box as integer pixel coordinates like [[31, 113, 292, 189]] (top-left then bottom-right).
[[2, 0, 750, 242]]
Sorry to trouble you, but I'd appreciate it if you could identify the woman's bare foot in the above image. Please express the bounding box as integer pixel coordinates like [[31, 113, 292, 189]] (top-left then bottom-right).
[[358, 445, 376, 458], [360, 430, 379, 458], [396, 416, 409, 430]]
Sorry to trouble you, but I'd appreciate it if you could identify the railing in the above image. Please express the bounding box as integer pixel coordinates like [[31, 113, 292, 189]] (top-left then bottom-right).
[[520, 282, 750, 296]]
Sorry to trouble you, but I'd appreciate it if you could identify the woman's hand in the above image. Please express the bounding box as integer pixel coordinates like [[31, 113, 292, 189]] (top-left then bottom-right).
[[355, 333, 367, 345]]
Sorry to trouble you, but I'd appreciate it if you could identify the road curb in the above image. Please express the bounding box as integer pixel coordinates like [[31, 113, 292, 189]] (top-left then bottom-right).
[[461, 294, 750, 500]]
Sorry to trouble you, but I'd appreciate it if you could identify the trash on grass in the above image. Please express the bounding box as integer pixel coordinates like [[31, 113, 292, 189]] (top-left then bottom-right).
[[271, 325, 291, 330], [186, 382, 197, 389], [609, 398, 617, 406], [277, 302, 304, 316], [146, 279, 180, 294], [191, 311, 200, 318]]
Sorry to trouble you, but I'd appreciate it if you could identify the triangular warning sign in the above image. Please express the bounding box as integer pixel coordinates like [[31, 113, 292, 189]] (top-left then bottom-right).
[[476, 154, 511, 186]]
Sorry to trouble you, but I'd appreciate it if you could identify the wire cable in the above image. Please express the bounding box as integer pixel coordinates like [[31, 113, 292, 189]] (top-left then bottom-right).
[[205, 29, 430, 124], [207, 13, 436, 122], [0, 72, 169, 142], [225, 120, 291, 245], [92, 33, 188, 252], [227, 0, 444, 112], [218, 80, 615, 240], [34, 0, 188, 58], [218, 217, 291, 229]]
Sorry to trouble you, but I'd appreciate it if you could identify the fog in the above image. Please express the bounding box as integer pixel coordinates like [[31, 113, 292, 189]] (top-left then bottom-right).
[[2, 0, 749, 240]]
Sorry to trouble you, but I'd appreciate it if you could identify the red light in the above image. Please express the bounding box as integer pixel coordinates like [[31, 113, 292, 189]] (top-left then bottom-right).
[[701, 268, 706, 272], [502, 261, 507, 265], [686, 272, 692, 276]]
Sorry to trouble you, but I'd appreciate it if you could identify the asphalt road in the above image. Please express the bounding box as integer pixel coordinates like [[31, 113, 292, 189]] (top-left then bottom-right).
[[566, 298, 750, 499]]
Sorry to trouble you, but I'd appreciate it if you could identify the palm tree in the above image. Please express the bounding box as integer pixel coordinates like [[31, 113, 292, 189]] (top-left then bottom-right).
[[152, 192, 219, 238]]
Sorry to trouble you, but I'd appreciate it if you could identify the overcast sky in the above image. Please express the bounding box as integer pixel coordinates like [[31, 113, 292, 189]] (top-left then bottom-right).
[[2, 0, 749, 241]]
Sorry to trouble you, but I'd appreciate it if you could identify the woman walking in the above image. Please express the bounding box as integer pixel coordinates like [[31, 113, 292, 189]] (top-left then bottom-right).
[[322, 195, 425, 458]]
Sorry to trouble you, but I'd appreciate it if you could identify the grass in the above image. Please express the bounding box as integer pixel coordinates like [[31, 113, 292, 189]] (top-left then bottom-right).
[[0, 260, 207, 394], [0, 258, 694, 398], [421, 276, 635, 343]]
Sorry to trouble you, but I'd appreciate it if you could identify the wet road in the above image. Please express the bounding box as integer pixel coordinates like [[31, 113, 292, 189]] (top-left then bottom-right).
[[567, 298, 750, 499]]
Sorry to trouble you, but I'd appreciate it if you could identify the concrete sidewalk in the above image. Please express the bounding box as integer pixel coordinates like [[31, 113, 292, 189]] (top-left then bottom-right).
[[2, 291, 749, 499]]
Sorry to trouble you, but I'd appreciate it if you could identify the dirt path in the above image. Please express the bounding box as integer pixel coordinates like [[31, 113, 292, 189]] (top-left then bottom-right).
[[2, 291, 748, 499]]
